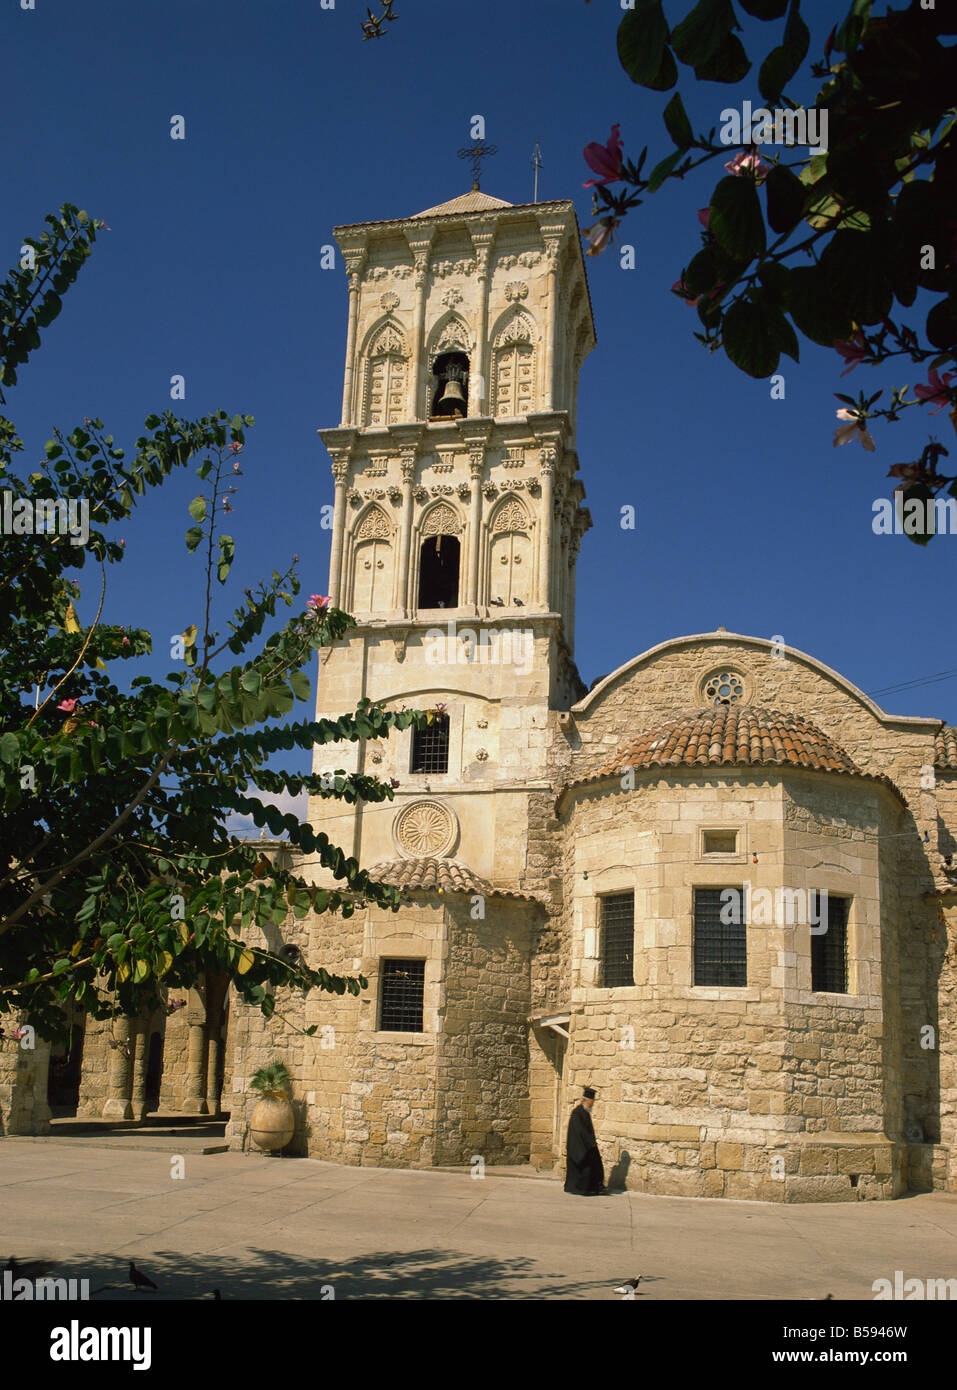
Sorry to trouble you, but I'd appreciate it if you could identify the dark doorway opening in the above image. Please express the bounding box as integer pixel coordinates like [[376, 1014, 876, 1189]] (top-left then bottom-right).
[[418, 534, 460, 609]]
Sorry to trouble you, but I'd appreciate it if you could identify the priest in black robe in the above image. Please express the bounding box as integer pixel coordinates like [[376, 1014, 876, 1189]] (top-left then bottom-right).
[[564, 1086, 605, 1195]]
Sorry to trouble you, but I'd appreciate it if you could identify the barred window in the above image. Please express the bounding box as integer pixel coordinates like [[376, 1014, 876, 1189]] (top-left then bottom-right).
[[601, 892, 634, 988], [379, 958, 425, 1032], [694, 886, 747, 987], [411, 714, 449, 774], [811, 893, 849, 993]]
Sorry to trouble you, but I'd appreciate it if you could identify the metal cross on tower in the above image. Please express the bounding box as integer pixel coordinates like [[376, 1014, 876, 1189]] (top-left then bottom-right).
[[458, 140, 498, 191]]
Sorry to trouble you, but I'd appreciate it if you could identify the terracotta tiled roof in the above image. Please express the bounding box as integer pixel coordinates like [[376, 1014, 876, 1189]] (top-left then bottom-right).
[[412, 190, 513, 218], [595, 706, 862, 776], [366, 856, 540, 902], [936, 726, 957, 768]]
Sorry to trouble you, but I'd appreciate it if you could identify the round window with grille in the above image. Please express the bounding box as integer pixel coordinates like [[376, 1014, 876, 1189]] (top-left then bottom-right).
[[702, 669, 747, 706]]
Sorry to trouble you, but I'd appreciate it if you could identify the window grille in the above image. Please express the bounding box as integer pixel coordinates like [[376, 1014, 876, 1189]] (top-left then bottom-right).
[[601, 892, 634, 988], [410, 714, 450, 774], [811, 893, 849, 993], [694, 886, 747, 987], [379, 958, 425, 1032]]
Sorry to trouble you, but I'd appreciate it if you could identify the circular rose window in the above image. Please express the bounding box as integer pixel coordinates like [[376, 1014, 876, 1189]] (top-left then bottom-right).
[[702, 669, 746, 706], [393, 799, 458, 858]]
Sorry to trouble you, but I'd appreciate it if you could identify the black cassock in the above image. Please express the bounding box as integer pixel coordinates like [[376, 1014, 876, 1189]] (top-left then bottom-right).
[[564, 1103, 605, 1195]]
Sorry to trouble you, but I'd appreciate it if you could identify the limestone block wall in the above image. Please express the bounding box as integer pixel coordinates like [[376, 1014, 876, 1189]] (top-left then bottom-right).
[[0, 1019, 51, 1135], [434, 898, 533, 1164], [556, 769, 903, 1200]]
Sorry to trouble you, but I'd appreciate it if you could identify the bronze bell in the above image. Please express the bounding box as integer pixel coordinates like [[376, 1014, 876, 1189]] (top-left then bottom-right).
[[437, 373, 466, 413]]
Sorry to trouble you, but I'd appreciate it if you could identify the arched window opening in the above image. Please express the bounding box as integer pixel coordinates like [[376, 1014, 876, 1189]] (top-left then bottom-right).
[[430, 350, 470, 419], [418, 534, 460, 609], [411, 714, 450, 774]]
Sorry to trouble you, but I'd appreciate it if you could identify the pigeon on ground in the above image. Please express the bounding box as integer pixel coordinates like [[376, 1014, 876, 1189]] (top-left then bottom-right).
[[128, 1261, 158, 1291], [613, 1275, 642, 1294]]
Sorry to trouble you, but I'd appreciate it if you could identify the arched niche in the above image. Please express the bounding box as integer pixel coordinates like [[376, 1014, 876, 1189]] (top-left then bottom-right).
[[360, 318, 409, 427], [487, 495, 533, 608], [489, 310, 537, 418], [350, 504, 395, 612]]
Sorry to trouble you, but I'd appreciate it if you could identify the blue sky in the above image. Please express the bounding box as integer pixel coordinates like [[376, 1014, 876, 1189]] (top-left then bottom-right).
[[5, 0, 955, 766]]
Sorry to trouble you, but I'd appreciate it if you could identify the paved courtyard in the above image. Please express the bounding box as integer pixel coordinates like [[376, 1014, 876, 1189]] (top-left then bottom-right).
[[2, 1138, 956, 1300]]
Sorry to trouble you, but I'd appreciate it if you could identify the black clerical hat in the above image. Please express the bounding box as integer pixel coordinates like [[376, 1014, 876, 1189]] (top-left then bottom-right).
[[582, 1086, 596, 1099]]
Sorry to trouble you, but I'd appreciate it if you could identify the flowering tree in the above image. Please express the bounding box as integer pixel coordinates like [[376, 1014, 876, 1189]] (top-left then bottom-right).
[[0, 205, 431, 1042], [583, 0, 956, 542]]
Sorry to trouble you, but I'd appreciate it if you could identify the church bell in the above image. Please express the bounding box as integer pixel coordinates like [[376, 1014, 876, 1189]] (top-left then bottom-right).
[[436, 373, 466, 413]]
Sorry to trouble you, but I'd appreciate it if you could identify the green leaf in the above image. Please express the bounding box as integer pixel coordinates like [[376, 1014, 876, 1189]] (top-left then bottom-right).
[[134, 958, 149, 983], [765, 164, 806, 234], [671, 0, 737, 70], [617, 0, 670, 86], [644, 45, 678, 91], [722, 294, 787, 377], [0, 732, 19, 765], [241, 669, 262, 695], [185, 525, 203, 552], [786, 265, 853, 345], [694, 33, 751, 83], [188, 495, 207, 523], [663, 93, 694, 149], [758, 0, 810, 102], [647, 148, 684, 193], [819, 230, 894, 325], [288, 669, 311, 702], [710, 175, 766, 262]]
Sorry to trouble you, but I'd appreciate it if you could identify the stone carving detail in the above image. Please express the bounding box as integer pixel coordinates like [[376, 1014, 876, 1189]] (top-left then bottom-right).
[[420, 502, 462, 535], [503, 446, 525, 468], [394, 800, 457, 858], [491, 497, 529, 533], [482, 482, 498, 500], [392, 628, 409, 662], [356, 506, 392, 541], [702, 669, 747, 707], [504, 282, 528, 301], [380, 292, 400, 311], [498, 311, 535, 346], [456, 481, 472, 499], [498, 252, 542, 270], [475, 748, 489, 762], [433, 258, 476, 279], [348, 489, 363, 508], [387, 486, 403, 505], [369, 265, 412, 281], [429, 484, 455, 497], [476, 718, 488, 729], [442, 288, 463, 308], [413, 486, 429, 504], [431, 317, 471, 359]]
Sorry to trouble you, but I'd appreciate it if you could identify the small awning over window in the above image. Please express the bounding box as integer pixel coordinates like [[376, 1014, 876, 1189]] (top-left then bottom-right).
[[528, 1011, 571, 1039]]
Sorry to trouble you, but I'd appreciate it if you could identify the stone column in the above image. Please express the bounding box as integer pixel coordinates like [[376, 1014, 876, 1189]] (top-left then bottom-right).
[[468, 231, 494, 416], [467, 449, 484, 611], [340, 251, 366, 426], [102, 1016, 134, 1120], [328, 453, 351, 606], [397, 449, 417, 616], [183, 987, 209, 1115], [130, 1018, 150, 1122], [406, 230, 434, 419], [541, 232, 564, 411], [205, 974, 229, 1117], [537, 449, 555, 610]]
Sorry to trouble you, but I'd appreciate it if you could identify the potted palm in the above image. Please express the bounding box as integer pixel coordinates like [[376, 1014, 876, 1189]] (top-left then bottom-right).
[[248, 1062, 295, 1154]]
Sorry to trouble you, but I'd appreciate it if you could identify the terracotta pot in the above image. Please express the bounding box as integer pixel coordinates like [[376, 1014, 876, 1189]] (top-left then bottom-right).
[[249, 1096, 295, 1152]]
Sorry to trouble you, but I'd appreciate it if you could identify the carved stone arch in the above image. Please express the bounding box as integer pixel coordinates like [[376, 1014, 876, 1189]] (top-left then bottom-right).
[[489, 495, 530, 534], [426, 311, 472, 369], [420, 500, 463, 537], [487, 494, 534, 608], [354, 503, 393, 541], [490, 308, 538, 418], [349, 502, 395, 613], [360, 316, 409, 427]]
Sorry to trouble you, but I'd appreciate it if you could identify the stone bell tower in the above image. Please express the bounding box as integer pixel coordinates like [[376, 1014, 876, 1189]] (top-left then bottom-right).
[[312, 185, 595, 887]]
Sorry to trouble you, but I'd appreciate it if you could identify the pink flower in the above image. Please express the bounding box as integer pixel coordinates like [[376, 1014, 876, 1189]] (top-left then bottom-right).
[[121, 636, 129, 645], [724, 149, 770, 182], [57, 698, 78, 712], [307, 594, 330, 612], [583, 124, 623, 187], [233, 462, 240, 471], [583, 218, 619, 257], [671, 276, 700, 307], [229, 442, 242, 454], [834, 331, 868, 376], [833, 408, 875, 452], [698, 208, 711, 230], [914, 369, 955, 415]]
